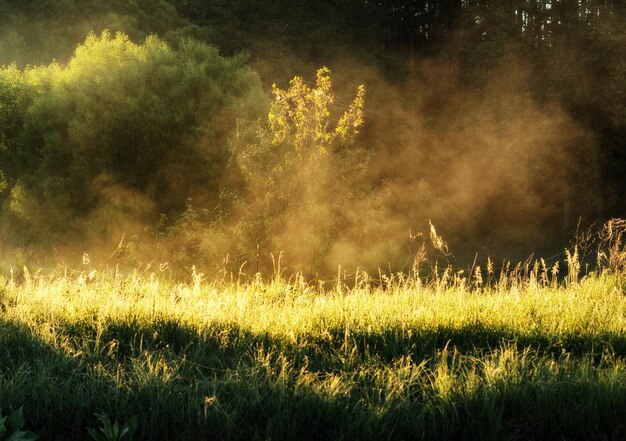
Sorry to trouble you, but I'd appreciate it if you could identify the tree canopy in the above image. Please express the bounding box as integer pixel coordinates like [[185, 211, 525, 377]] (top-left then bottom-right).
[[0, 31, 264, 251]]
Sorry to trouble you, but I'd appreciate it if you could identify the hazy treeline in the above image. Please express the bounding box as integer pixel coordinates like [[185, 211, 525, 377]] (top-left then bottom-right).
[[0, 0, 624, 276]]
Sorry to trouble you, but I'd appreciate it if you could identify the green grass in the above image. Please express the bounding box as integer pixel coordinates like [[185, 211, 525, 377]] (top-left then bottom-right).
[[0, 267, 625, 440]]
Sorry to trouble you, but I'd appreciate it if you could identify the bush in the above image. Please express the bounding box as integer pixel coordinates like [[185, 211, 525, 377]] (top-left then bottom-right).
[[0, 31, 265, 249], [230, 67, 384, 274]]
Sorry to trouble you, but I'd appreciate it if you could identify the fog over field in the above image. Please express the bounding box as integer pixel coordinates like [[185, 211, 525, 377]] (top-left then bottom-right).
[[0, 0, 623, 277]]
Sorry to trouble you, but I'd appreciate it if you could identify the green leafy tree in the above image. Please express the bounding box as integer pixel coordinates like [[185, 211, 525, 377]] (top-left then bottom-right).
[[0, 30, 265, 251], [0, 64, 48, 256]]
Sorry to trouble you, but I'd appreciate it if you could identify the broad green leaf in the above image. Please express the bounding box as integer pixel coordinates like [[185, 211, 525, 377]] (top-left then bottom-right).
[[86, 426, 106, 441], [100, 414, 113, 438], [5, 430, 39, 441], [123, 416, 138, 438], [112, 421, 119, 440], [7, 407, 25, 432]]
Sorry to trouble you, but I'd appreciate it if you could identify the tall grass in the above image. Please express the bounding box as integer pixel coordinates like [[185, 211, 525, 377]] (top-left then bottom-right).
[[0, 249, 624, 440]]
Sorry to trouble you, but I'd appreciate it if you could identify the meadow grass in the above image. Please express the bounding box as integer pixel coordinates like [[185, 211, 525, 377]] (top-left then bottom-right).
[[0, 264, 624, 440]]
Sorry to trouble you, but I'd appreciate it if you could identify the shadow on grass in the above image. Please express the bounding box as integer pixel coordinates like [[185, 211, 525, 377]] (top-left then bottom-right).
[[70, 316, 626, 370], [0, 316, 625, 440]]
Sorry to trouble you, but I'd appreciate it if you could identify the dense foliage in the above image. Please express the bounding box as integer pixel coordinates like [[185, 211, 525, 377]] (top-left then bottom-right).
[[0, 0, 624, 273], [0, 31, 264, 260]]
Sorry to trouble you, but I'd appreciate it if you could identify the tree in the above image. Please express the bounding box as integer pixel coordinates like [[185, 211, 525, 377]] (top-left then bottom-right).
[[232, 67, 369, 272], [0, 64, 46, 255], [0, 31, 266, 249]]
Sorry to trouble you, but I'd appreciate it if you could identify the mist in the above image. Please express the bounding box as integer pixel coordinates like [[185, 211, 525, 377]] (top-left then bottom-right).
[[0, 0, 622, 279], [233, 54, 598, 276]]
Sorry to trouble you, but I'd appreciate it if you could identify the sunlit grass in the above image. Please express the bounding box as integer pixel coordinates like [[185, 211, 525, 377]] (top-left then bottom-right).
[[0, 264, 625, 440]]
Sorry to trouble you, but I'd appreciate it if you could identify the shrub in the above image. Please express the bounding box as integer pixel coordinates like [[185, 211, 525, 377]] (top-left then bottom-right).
[[231, 67, 379, 274], [0, 31, 265, 249]]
